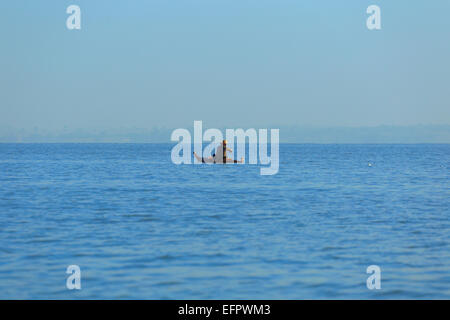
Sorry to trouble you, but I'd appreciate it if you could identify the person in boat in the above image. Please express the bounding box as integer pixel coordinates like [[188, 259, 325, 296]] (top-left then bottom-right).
[[193, 140, 243, 163]]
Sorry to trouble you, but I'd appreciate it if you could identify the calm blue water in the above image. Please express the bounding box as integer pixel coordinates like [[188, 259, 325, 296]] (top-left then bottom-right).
[[0, 143, 449, 299]]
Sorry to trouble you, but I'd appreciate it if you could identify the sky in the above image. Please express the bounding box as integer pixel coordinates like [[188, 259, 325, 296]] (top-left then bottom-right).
[[0, 1, 449, 138]]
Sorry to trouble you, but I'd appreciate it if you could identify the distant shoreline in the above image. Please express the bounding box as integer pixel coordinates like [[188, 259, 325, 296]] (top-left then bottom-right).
[[1, 142, 449, 145], [1, 125, 449, 144]]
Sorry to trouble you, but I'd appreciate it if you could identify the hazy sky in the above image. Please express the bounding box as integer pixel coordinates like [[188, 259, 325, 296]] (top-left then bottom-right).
[[1, 0, 449, 132]]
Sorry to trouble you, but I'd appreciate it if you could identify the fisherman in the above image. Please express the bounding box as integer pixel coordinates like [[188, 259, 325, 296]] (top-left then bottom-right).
[[193, 140, 243, 163], [214, 139, 232, 163]]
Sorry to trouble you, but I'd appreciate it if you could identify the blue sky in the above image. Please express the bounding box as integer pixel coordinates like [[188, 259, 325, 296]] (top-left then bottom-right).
[[1, 0, 449, 134]]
